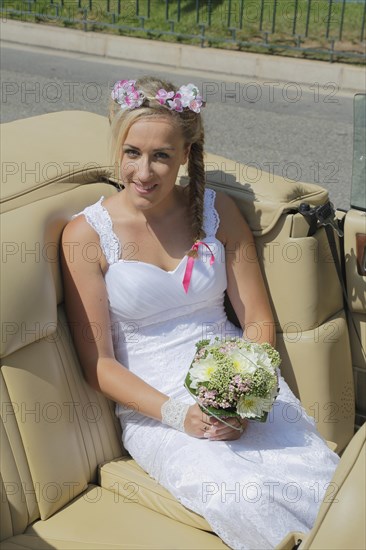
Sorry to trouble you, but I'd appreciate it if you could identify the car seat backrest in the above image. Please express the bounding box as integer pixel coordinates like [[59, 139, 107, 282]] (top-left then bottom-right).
[[1, 113, 124, 532], [302, 423, 365, 550], [1, 375, 40, 539]]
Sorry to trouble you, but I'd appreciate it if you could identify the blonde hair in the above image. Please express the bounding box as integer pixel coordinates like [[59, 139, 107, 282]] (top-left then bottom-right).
[[109, 76, 206, 242]]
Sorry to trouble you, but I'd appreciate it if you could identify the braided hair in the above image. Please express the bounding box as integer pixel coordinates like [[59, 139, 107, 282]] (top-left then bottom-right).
[[188, 137, 206, 243], [109, 76, 206, 243]]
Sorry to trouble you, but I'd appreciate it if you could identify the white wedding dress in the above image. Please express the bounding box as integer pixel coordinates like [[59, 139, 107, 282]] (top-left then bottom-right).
[[78, 188, 339, 550]]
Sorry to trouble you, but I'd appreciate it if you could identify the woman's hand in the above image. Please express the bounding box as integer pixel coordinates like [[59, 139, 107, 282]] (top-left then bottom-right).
[[205, 416, 248, 441], [183, 404, 214, 438], [184, 405, 247, 440]]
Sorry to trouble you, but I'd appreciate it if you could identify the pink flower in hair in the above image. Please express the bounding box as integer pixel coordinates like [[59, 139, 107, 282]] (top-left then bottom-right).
[[155, 89, 175, 105], [188, 99, 202, 113], [111, 79, 204, 113], [111, 80, 145, 110], [167, 93, 183, 112]]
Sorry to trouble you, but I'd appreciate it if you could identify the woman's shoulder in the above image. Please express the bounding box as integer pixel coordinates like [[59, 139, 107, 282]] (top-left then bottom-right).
[[211, 189, 245, 222], [62, 196, 106, 246], [212, 189, 252, 244], [211, 189, 236, 211]]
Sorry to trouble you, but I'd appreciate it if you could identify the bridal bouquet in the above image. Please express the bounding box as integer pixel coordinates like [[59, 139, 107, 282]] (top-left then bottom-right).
[[184, 338, 281, 423]]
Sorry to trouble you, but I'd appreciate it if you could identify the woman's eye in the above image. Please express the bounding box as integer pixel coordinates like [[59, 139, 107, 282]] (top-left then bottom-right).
[[155, 152, 169, 160], [124, 149, 139, 158], [122, 149, 169, 160]]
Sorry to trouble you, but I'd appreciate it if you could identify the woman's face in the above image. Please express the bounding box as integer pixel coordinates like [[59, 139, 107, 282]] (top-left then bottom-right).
[[120, 116, 190, 212]]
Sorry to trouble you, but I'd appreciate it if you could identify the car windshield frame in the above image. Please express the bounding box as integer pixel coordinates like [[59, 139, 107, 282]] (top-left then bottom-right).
[[351, 93, 366, 212]]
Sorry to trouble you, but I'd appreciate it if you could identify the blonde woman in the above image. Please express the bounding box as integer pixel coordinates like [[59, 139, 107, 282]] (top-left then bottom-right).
[[62, 76, 339, 549]]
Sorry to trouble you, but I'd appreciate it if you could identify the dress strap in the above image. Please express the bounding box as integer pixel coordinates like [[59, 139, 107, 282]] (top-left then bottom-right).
[[202, 188, 220, 238], [182, 188, 219, 293], [73, 196, 120, 265]]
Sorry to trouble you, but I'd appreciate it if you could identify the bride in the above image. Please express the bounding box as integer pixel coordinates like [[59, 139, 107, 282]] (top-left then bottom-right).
[[61, 76, 339, 549]]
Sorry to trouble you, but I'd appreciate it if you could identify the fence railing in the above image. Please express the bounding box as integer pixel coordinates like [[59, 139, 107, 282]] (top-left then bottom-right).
[[1, 0, 365, 63]]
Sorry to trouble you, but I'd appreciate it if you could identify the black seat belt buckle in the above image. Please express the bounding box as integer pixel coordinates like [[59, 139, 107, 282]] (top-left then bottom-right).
[[299, 202, 344, 238], [314, 202, 344, 238]]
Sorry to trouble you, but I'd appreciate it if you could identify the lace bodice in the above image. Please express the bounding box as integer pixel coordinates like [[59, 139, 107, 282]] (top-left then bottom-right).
[[76, 196, 120, 265], [77, 187, 220, 266]]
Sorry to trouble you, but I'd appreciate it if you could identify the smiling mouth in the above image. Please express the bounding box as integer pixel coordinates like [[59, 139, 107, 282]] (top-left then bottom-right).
[[134, 182, 158, 193]]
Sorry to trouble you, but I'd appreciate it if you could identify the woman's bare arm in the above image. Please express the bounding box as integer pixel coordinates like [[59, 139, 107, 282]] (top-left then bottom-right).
[[216, 191, 276, 347], [61, 215, 210, 435], [61, 216, 171, 419]]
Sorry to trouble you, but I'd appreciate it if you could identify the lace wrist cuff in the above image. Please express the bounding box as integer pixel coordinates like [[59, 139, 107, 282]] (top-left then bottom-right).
[[161, 398, 190, 432]]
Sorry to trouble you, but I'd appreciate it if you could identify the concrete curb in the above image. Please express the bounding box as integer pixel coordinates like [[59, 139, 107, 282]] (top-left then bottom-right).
[[1, 20, 365, 92]]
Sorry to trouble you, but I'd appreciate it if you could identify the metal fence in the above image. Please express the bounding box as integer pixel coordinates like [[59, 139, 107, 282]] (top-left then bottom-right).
[[1, 0, 365, 62]]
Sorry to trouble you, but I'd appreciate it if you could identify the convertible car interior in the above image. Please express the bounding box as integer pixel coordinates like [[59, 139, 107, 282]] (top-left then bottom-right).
[[1, 110, 365, 549]]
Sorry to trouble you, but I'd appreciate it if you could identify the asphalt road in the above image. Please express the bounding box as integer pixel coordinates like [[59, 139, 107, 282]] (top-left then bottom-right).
[[1, 43, 356, 209]]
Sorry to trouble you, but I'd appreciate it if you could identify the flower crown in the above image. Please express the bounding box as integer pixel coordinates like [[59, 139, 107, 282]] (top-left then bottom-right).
[[111, 80, 205, 113]]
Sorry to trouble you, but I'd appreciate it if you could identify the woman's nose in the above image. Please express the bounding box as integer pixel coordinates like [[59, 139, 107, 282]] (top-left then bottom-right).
[[136, 156, 153, 182]]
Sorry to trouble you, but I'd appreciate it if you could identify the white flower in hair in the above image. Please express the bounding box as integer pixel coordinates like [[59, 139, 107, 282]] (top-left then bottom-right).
[[177, 83, 204, 112], [111, 80, 145, 110]]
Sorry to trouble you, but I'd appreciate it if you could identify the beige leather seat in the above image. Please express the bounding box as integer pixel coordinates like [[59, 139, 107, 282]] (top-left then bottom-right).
[[278, 423, 365, 550], [0, 111, 363, 549]]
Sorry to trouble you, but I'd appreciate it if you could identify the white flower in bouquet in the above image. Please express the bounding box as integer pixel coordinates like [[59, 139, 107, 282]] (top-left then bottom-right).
[[228, 349, 257, 376], [189, 355, 219, 389], [237, 394, 274, 419]]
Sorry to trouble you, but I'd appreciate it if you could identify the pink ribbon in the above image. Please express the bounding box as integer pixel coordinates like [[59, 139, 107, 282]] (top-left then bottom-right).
[[182, 241, 215, 293]]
